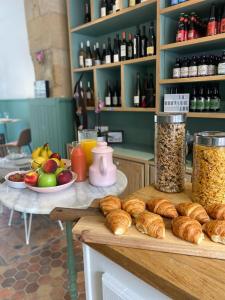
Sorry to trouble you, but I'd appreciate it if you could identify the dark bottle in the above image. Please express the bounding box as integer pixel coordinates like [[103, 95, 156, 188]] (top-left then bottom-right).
[[207, 4, 217, 36], [100, 0, 107, 17], [105, 80, 112, 107], [101, 43, 106, 64], [176, 13, 185, 42], [79, 42, 85, 68], [171, 0, 179, 5], [205, 87, 212, 112], [147, 73, 155, 107], [116, 33, 121, 58], [133, 72, 141, 107], [141, 25, 147, 57], [113, 38, 120, 63], [133, 26, 141, 58], [92, 45, 97, 66], [218, 50, 225, 75], [180, 57, 189, 78], [95, 42, 101, 65], [136, 0, 141, 4], [208, 55, 216, 76], [188, 56, 198, 77], [173, 58, 181, 78], [210, 86, 221, 111], [112, 82, 119, 107], [108, 0, 113, 14], [221, 5, 225, 33], [85, 40, 92, 67], [190, 87, 198, 112], [120, 32, 127, 61], [198, 55, 208, 77], [217, 7, 222, 34], [196, 87, 205, 112], [86, 81, 94, 106], [183, 14, 189, 41], [127, 33, 133, 60], [84, 2, 91, 23], [188, 12, 197, 40], [141, 75, 147, 108], [105, 37, 113, 64], [147, 22, 156, 56]]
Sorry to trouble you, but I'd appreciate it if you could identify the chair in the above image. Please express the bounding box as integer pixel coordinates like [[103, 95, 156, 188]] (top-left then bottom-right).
[[0, 134, 7, 157], [2, 128, 32, 153]]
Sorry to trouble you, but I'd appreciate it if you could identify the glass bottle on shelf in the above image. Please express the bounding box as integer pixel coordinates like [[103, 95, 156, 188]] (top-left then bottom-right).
[[127, 33, 133, 60], [108, 0, 113, 14], [190, 86, 198, 112], [196, 87, 205, 112], [218, 50, 225, 75], [112, 82, 119, 107], [92, 45, 97, 66], [208, 55, 216, 76], [133, 26, 141, 58], [129, 0, 136, 7], [101, 43, 106, 64], [176, 13, 185, 42], [114, 0, 120, 12], [85, 40, 92, 67], [173, 58, 181, 78], [141, 75, 147, 108], [207, 4, 217, 36], [198, 55, 208, 77], [180, 57, 189, 78], [147, 73, 155, 108], [183, 14, 189, 41], [100, 0, 107, 17], [105, 80, 112, 107], [141, 25, 147, 57], [221, 5, 225, 33], [147, 22, 156, 56], [204, 87, 211, 112], [95, 42, 101, 65], [217, 7, 222, 34], [188, 12, 197, 40], [133, 72, 141, 107], [188, 56, 198, 77], [105, 37, 113, 64], [120, 32, 127, 61], [79, 42, 85, 68], [84, 2, 91, 23], [86, 81, 94, 107], [210, 86, 221, 112], [113, 38, 120, 63]]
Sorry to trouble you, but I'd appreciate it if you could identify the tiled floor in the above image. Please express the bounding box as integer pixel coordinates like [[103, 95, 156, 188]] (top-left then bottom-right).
[[0, 206, 85, 300]]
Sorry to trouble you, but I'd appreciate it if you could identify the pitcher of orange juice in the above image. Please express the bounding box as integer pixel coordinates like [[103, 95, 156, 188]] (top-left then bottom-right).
[[80, 139, 97, 168]]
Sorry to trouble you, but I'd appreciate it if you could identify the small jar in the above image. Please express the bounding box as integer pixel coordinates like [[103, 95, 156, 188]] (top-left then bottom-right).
[[192, 131, 225, 206], [154, 113, 186, 193]]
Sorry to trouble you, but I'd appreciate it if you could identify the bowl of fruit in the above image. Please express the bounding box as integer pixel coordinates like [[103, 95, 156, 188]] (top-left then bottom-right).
[[24, 158, 76, 193], [5, 171, 28, 189]]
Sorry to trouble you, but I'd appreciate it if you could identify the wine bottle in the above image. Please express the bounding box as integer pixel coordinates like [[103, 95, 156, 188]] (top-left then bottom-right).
[[208, 55, 216, 76], [129, 0, 136, 7], [127, 33, 133, 60], [180, 57, 189, 78], [113, 38, 120, 63], [85, 40, 92, 67], [190, 87, 198, 112], [217, 7, 222, 34], [92, 45, 97, 66], [198, 55, 208, 77], [84, 2, 91, 23], [120, 32, 127, 61], [133, 72, 141, 107], [147, 73, 155, 107], [86, 81, 94, 106], [146, 22, 156, 56], [79, 81, 85, 100], [221, 5, 225, 33], [133, 26, 141, 58], [108, 0, 113, 14], [188, 56, 198, 77], [218, 50, 225, 75], [95, 42, 101, 65], [207, 4, 217, 36], [101, 43, 106, 64], [105, 80, 112, 107], [205, 87, 211, 112], [114, 0, 120, 11], [141, 25, 147, 57], [210, 86, 221, 112], [176, 13, 185, 42], [105, 37, 113, 64], [196, 87, 205, 112], [173, 58, 181, 78], [141, 76, 147, 108], [100, 0, 107, 17], [79, 42, 85, 68], [112, 83, 119, 106]]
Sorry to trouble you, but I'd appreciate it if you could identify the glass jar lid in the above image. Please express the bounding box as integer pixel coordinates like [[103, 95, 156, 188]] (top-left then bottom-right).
[[195, 131, 225, 147], [154, 113, 186, 124]]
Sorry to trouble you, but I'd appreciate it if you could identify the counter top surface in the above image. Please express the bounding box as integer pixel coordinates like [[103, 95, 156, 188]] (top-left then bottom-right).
[[87, 185, 225, 300], [113, 145, 154, 161]]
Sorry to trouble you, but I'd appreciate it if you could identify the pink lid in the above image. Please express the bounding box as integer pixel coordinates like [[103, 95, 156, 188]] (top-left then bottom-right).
[[92, 141, 113, 154]]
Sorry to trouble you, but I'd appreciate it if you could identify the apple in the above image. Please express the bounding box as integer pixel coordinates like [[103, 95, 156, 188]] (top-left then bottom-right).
[[42, 159, 58, 173], [38, 173, 57, 187], [36, 168, 44, 176], [55, 167, 64, 176], [50, 152, 61, 161], [50, 158, 61, 167], [24, 171, 38, 186], [57, 170, 73, 185]]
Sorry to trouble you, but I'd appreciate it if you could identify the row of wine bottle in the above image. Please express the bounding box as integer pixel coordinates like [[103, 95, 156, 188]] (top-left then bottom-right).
[[78, 81, 95, 107], [79, 24, 156, 68], [133, 72, 155, 108]]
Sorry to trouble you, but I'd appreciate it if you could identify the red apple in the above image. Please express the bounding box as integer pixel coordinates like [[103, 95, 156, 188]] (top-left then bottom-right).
[[24, 171, 38, 186], [42, 159, 58, 173], [57, 170, 73, 185], [50, 152, 61, 161]]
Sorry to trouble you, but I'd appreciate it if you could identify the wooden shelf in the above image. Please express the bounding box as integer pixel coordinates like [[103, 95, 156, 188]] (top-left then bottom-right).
[[70, 0, 156, 36], [86, 106, 95, 111], [187, 112, 225, 119], [160, 75, 225, 84], [73, 56, 156, 73], [101, 107, 156, 112], [160, 33, 225, 52]]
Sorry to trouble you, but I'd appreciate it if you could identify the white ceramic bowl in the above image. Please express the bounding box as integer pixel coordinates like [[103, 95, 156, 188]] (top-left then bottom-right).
[[5, 171, 28, 189], [25, 172, 77, 193]]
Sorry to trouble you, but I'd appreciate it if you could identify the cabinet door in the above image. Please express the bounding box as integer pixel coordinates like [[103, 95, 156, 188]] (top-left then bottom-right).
[[114, 157, 145, 197]]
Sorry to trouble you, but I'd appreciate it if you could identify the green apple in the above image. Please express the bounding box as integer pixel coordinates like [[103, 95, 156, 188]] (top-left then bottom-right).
[[55, 167, 64, 176], [38, 173, 57, 187]]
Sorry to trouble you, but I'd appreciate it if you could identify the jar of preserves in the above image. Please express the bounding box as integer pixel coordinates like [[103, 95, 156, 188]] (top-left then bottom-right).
[[192, 131, 225, 206], [154, 113, 186, 193]]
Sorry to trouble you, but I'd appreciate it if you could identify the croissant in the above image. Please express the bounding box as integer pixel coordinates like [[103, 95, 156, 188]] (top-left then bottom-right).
[[172, 216, 204, 244], [147, 198, 178, 219], [206, 204, 225, 220], [202, 220, 225, 244], [135, 211, 165, 239], [99, 195, 121, 216], [106, 209, 132, 235], [122, 197, 146, 218], [176, 202, 210, 224]]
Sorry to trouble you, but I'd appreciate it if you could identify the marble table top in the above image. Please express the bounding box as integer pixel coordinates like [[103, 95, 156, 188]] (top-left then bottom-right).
[[0, 170, 127, 215], [0, 156, 31, 177]]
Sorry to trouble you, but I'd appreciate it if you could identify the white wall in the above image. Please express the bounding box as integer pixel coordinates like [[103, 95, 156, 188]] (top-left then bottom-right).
[[0, 0, 35, 99]]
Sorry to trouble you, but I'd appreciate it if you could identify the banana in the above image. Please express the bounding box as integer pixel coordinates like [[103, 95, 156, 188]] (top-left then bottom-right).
[[32, 147, 42, 159], [40, 143, 50, 160]]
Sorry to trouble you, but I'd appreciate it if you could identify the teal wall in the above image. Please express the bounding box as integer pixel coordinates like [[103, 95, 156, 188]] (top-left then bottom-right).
[[0, 98, 75, 157]]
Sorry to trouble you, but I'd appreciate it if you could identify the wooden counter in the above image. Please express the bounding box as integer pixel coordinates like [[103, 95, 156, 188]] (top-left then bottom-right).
[[85, 185, 225, 300]]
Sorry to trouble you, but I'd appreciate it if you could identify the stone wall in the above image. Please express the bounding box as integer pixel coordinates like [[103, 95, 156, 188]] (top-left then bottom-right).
[[24, 0, 72, 97]]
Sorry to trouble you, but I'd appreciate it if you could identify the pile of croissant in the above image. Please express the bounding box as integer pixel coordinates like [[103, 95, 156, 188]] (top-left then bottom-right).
[[99, 195, 225, 245]]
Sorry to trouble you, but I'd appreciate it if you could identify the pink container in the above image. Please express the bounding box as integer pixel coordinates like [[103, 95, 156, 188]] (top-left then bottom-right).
[[89, 142, 117, 187]]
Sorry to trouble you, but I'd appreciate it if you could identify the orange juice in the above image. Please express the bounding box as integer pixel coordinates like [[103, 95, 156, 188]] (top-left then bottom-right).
[[80, 139, 97, 168]]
